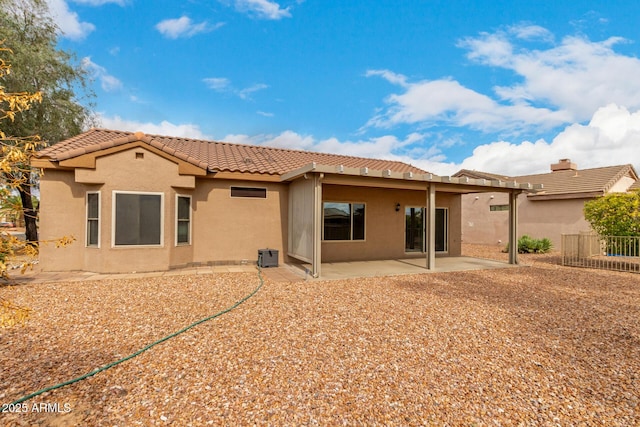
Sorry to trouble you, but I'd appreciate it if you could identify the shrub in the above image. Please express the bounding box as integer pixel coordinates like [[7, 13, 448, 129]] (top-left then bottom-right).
[[584, 191, 640, 237], [504, 235, 553, 254]]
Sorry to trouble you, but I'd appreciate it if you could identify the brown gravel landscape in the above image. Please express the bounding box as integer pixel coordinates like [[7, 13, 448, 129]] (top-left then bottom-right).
[[1, 246, 639, 426]]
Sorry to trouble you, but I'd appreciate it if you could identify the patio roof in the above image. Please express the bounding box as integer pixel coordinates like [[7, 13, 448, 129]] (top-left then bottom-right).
[[281, 162, 543, 193]]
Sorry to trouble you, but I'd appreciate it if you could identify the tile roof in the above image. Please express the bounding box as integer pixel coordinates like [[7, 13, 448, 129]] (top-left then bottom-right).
[[454, 164, 639, 197], [452, 169, 510, 181], [36, 128, 428, 176]]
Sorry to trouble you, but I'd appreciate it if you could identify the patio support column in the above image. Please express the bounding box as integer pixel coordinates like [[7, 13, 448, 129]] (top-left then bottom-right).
[[312, 173, 323, 277], [508, 190, 519, 265], [426, 183, 436, 270]]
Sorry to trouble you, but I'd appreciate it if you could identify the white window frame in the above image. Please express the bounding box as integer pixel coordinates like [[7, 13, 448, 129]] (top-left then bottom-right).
[[322, 201, 366, 242], [175, 194, 192, 246], [86, 191, 100, 248], [112, 191, 164, 248]]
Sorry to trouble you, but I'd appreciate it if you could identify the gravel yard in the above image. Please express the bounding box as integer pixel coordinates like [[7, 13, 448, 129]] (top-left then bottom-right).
[[1, 247, 639, 425]]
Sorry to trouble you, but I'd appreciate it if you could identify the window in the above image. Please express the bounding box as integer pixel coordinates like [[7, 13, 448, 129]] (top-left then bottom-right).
[[86, 192, 100, 247], [176, 195, 191, 245], [113, 192, 163, 246], [490, 204, 509, 212], [230, 187, 266, 198], [323, 202, 365, 241]]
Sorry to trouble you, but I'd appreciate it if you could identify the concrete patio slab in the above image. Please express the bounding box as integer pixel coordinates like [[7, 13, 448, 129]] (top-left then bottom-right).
[[297, 257, 518, 280]]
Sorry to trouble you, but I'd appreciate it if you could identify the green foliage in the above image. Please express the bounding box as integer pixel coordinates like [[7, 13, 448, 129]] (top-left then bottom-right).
[[504, 235, 553, 254], [0, 0, 96, 242], [583, 191, 640, 237]]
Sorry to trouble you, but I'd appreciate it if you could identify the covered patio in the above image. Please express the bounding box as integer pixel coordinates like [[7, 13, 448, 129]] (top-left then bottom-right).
[[283, 163, 542, 278]]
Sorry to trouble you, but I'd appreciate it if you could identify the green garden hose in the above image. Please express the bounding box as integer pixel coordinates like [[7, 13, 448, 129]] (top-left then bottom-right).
[[7, 265, 265, 406]]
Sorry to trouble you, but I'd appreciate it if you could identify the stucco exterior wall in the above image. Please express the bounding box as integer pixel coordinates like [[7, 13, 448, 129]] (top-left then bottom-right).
[[460, 192, 510, 246], [320, 184, 461, 262], [39, 148, 193, 272], [40, 147, 468, 273], [460, 192, 592, 248], [191, 179, 288, 265], [519, 198, 591, 247], [39, 169, 91, 272]]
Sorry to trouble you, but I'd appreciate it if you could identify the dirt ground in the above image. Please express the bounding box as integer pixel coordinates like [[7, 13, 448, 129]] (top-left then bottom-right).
[[1, 246, 638, 425]]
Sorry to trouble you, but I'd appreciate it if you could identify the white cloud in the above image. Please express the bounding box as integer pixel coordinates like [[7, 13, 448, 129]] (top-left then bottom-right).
[[365, 69, 409, 88], [447, 104, 640, 176], [203, 77, 231, 91], [461, 28, 640, 121], [367, 25, 640, 140], [81, 57, 122, 91], [366, 74, 570, 133], [98, 115, 212, 140], [203, 77, 268, 100], [221, 104, 640, 177], [231, 0, 291, 20], [239, 83, 269, 100], [45, 0, 95, 40], [155, 16, 222, 39]]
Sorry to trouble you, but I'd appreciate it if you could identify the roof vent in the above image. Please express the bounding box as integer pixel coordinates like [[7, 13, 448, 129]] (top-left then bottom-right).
[[551, 158, 577, 172]]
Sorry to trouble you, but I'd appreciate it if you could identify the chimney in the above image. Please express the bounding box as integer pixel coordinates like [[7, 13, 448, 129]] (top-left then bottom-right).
[[551, 158, 577, 172]]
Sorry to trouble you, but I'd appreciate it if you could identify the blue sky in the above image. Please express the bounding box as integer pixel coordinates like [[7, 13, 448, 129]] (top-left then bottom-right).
[[48, 0, 640, 176]]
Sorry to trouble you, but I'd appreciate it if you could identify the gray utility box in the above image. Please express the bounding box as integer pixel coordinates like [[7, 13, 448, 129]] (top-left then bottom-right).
[[258, 249, 279, 268]]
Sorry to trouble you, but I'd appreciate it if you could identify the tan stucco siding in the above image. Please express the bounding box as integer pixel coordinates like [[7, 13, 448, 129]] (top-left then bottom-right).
[[460, 192, 510, 245], [461, 192, 592, 248], [518, 198, 591, 247], [38, 169, 91, 271], [191, 179, 288, 265], [320, 185, 461, 262], [41, 147, 196, 273]]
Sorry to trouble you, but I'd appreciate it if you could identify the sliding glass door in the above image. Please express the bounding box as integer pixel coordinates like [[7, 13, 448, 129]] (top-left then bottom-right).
[[405, 207, 448, 253]]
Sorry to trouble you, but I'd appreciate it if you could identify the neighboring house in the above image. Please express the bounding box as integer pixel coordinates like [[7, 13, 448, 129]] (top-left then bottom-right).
[[454, 159, 639, 248], [33, 129, 536, 276]]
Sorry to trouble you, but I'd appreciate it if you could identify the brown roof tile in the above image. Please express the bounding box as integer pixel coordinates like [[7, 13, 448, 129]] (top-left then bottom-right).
[[514, 165, 638, 196], [454, 164, 639, 196], [36, 128, 429, 176]]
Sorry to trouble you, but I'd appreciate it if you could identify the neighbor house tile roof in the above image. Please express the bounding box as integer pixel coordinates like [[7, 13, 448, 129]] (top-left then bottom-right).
[[452, 169, 510, 181], [454, 164, 639, 197], [36, 128, 428, 176]]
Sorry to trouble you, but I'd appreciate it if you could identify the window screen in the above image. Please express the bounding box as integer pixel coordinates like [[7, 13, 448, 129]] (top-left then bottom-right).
[[230, 187, 267, 198], [114, 193, 162, 246], [177, 196, 191, 244], [86, 192, 99, 246]]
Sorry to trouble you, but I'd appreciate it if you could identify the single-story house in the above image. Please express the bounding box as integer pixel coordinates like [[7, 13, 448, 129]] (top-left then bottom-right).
[[33, 129, 538, 277], [454, 159, 639, 247]]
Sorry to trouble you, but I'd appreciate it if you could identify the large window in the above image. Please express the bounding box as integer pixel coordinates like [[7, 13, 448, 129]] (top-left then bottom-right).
[[113, 192, 163, 246], [176, 195, 191, 245], [86, 192, 100, 247], [323, 202, 365, 241]]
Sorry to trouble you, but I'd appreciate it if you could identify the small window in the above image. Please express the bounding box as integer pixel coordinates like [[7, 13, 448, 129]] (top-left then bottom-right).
[[230, 187, 266, 198], [323, 202, 365, 241], [490, 204, 510, 212], [113, 192, 163, 246], [176, 195, 191, 245], [86, 192, 100, 247]]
